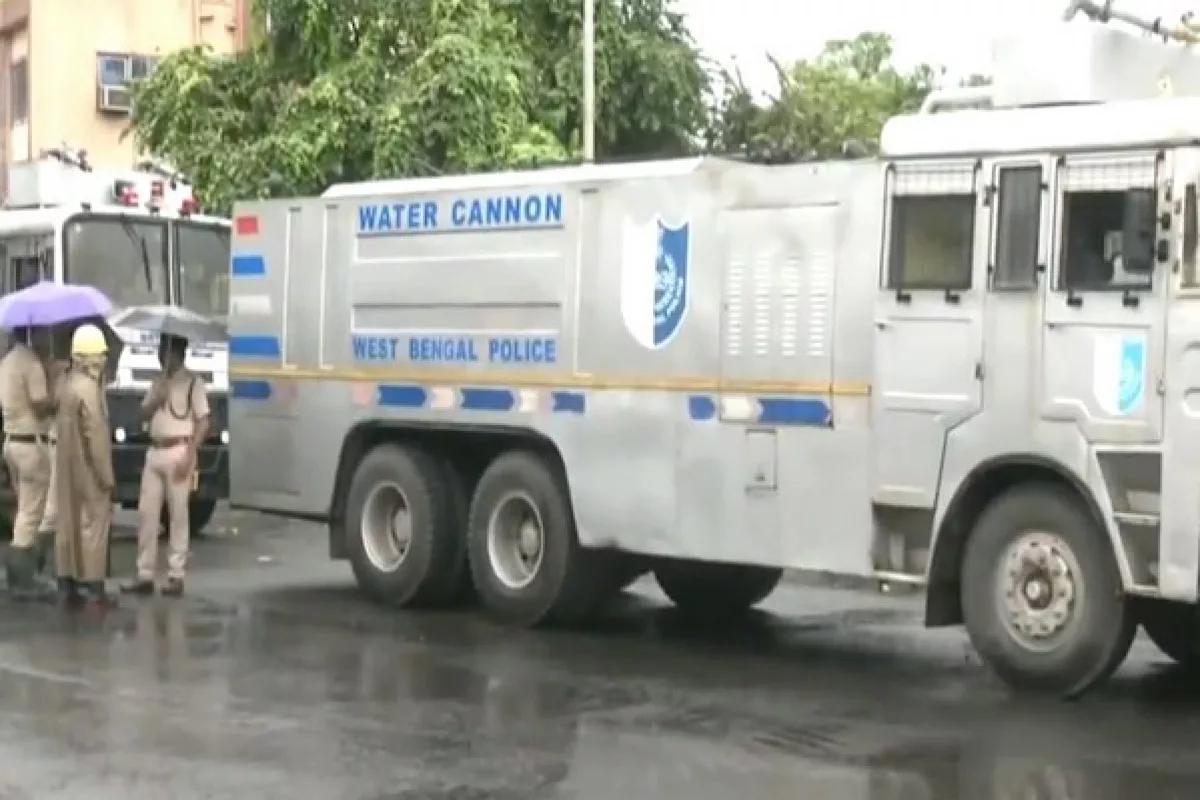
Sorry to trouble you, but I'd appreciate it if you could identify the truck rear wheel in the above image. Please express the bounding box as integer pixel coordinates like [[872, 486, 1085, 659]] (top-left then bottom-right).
[[466, 450, 610, 627], [1136, 598, 1200, 667], [654, 559, 782, 615], [960, 485, 1135, 698], [345, 443, 467, 608]]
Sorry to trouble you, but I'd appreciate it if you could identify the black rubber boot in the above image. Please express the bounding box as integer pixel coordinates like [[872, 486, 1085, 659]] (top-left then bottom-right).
[[56, 578, 83, 609], [78, 581, 117, 610], [32, 533, 56, 587], [6, 547, 55, 602]]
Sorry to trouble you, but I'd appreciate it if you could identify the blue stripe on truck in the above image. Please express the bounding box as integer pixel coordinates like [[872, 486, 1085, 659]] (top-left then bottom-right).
[[686, 394, 831, 426], [229, 335, 282, 359], [231, 255, 267, 277], [231, 379, 273, 400]]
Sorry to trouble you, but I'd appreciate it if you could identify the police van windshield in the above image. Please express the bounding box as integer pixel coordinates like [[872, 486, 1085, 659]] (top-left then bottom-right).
[[175, 220, 230, 319], [63, 216, 168, 308]]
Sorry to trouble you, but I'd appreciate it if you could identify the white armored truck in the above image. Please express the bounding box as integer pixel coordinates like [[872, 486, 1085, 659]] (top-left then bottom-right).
[[230, 12, 1200, 696]]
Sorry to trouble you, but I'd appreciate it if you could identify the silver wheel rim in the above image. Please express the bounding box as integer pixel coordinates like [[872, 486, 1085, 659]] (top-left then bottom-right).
[[995, 530, 1084, 652], [361, 481, 412, 573], [486, 491, 545, 590]]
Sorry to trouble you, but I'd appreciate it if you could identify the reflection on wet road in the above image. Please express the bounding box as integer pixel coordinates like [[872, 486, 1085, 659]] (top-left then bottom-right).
[[0, 512, 1198, 799]]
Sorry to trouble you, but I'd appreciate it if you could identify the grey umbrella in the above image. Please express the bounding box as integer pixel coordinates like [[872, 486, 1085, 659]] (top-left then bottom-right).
[[110, 304, 227, 343]]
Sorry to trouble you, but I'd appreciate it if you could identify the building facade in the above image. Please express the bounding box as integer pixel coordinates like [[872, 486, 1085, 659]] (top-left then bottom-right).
[[0, 0, 252, 196]]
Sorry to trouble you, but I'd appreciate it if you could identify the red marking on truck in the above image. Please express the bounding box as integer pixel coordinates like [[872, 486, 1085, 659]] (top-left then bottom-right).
[[235, 215, 259, 236]]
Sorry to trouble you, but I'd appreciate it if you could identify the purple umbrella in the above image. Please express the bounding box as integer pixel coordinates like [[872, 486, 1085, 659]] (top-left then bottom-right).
[[0, 281, 113, 329]]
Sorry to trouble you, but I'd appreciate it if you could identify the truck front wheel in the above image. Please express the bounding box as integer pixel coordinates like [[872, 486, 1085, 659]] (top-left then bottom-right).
[[960, 485, 1135, 698], [1136, 598, 1200, 667], [467, 450, 612, 627], [654, 559, 782, 615], [344, 443, 467, 608]]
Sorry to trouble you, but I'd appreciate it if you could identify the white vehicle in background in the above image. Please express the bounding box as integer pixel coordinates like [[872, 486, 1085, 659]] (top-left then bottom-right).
[[0, 146, 231, 533]]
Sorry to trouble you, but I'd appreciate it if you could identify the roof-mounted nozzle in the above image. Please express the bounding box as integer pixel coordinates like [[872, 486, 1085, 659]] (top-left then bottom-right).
[[1063, 0, 1200, 43]]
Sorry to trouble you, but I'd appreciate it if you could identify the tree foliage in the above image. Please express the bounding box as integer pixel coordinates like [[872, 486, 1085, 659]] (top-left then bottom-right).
[[707, 32, 938, 163], [130, 3, 942, 214], [128, 0, 712, 215]]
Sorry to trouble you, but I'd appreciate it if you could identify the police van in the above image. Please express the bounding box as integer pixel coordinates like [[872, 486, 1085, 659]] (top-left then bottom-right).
[[0, 148, 231, 533]]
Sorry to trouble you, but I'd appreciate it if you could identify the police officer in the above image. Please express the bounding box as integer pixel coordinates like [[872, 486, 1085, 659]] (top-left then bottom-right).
[[32, 355, 69, 585], [122, 333, 209, 597], [54, 324, 116, 609], [0, 326, 57, 601]]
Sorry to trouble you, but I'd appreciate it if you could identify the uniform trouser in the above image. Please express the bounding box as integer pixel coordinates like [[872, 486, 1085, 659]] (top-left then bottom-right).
[[136, 443, 192, 580], [54, 492, 111, 582], [3, 439, 50, 548], [39, 443, 56, 536]]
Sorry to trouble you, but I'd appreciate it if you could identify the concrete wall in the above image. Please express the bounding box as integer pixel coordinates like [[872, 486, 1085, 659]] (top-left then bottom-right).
[[0, 0, 251, 184]]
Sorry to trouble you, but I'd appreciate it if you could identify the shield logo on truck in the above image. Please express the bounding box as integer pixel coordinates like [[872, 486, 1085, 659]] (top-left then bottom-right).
[[1093, 332, 1147, 417], [620, 215, 691, 349]]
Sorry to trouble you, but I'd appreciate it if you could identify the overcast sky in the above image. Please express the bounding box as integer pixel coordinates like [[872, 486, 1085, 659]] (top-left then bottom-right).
[[676, 0, 1194, 90]]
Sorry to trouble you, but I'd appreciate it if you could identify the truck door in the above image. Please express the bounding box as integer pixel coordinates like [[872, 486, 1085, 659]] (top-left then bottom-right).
[[1041, 153, 1165, 445], [1158, 169, 1200, 602], [978, 158, 1053, 442], [872, 161, 985, 509]]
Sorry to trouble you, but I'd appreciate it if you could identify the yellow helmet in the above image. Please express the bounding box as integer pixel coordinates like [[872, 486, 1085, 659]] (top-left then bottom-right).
[[71, 324, 108, 356]]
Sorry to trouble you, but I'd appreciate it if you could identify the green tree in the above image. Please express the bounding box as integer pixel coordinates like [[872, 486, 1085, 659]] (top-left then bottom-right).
[[708, 32, 939, 163], [127, 0, 713, 215]]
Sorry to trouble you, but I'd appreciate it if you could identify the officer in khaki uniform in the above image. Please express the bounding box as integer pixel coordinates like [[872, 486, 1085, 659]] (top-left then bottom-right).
[[32, 357, 69, 582], [0, 327, 58, 601], [122, 333, 209, 597], [54, 324, 116, 609]]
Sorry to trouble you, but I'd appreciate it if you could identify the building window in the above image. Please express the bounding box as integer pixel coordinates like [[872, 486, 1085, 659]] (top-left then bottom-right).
[[97, 54, 128, 86], [10, 57, 28, 124], [96, 53, 159, 87]]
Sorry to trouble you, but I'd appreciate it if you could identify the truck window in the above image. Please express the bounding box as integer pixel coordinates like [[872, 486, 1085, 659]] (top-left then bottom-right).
[[63, 216, 168, 308], [175, 221, 230, 319], [993, 166, 1042, 290], [886, 194, 975, 290], [1058, 190, 1152, 291], [1184, 184, 1198, 287]]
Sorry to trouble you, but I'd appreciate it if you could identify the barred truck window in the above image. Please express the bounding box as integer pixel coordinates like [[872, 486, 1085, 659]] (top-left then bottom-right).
[[1058, 190, 1152, 291], [886, 194, 976, 290], [175, 221, 231, 319], [993, 166, 1043, 291], [63, 217, 169, 309]]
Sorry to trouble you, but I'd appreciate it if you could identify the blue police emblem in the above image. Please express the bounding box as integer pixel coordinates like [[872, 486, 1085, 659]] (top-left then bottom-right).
[[620, 215, 691, 349], [1117, 336, 1146, 416]]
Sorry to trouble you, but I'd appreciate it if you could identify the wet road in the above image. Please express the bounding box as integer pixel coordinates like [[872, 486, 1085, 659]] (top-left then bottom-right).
[[0, 509, 1198, 799]]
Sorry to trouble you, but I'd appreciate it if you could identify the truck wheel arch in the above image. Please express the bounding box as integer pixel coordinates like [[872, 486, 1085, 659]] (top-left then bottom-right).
[[924, 453, 1126, 628]]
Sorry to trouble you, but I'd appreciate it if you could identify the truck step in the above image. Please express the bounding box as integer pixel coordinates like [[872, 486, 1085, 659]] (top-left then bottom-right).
[[1114, 511, 1159, 528]]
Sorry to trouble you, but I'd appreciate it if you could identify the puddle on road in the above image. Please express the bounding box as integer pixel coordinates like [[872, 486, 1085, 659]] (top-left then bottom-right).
[[555, 718, 1198, 800], [0, 593, 1195, 798]]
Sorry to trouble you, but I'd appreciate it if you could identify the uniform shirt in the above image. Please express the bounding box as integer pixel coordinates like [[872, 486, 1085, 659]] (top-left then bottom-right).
[[0, 344, 50, 436], [146, 368, 210, 440]]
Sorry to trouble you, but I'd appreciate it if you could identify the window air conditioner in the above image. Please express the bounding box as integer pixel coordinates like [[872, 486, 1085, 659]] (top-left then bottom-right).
[[96, 85, 133, 114]]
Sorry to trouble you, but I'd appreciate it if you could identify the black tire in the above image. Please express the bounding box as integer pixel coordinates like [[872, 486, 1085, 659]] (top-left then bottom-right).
[[1136, 598, 1200, 667], [960, 485, 1135, 698], [605, 556, 647, 595], [187, 499, 217, 534], [466, 450, 612, 627], [654, 559, 782, 614], [344, 443, 467, 608]]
